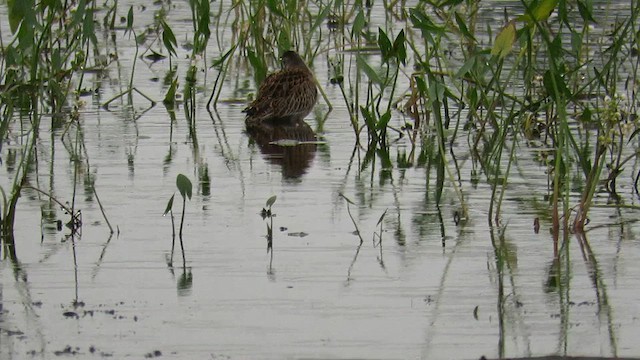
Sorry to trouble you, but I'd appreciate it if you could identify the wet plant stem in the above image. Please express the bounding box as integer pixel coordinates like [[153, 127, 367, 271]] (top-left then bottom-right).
[[344, 198, 363, 244], [129, 29, 138, 91], [179, 196, 187, 267]]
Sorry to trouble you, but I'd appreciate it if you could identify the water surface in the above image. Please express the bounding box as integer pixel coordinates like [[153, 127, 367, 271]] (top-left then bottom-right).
[[1, 1, 640, 359]]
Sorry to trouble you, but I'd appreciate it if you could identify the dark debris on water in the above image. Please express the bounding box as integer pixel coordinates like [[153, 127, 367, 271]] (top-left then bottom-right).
[[144, 350, 163, 358]]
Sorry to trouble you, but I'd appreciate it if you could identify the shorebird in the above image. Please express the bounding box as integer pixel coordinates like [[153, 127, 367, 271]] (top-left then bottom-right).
[[243, 51, 318, 125]]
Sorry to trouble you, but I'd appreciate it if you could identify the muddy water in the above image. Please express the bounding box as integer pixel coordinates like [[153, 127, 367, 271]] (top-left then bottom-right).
[[1, 1, 640, 359]]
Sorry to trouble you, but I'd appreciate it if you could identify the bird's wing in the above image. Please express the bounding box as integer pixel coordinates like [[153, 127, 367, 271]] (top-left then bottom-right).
[[245, 70, 316, 120]]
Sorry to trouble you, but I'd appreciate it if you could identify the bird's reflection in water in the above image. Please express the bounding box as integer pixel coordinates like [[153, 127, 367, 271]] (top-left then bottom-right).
[[245, 118, 317, 179]]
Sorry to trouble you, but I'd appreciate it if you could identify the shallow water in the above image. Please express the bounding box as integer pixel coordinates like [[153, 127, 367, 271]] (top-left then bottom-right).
[[1, 1, 640, 359]]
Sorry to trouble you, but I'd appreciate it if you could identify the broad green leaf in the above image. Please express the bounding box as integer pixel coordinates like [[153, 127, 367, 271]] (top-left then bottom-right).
[[135, 32, 147, 45], [83, 7, 97, 45], [377, 110, 391, 131], [454, 12, 476, 42], [266, 195, 277, 208], [176, 174, 193, 200], [549, 34, 562, 59], [378, 28, 393, 63], [376, 147, 393, 169], [533, 0, 557, 22], [7, 0, 34, 34], [278, 30, 291, 54], [570, 32, 582, 56], [267, 0, 285, 18], [393, 29, 406, 65], [439, 0, 464, 6], [428, 79, 445, 103], [164, 194, 175, 215], [356, 54, 382, 85], [409, 8, 444, 35], [352, 10, 366, 38], [163, 76, 178, 106], [491, 21, 516, 59], [247, 48, 267, 85], [360, 106, 376, 131], [543, 70, 571, 100], [127, 6, 134, 30], [466, 86, 478, 109], [71, 0, 87, 28], [580, 106, 592, 123], [455, 56, 476, 78], [198, 0, 211, 38], [577, 0, 596, 23], [415, 75, 428, 93], [162, 20, 178, 57]]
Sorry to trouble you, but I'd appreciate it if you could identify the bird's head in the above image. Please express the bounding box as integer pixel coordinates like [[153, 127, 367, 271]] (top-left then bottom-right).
[[281, 51, 308, 70]]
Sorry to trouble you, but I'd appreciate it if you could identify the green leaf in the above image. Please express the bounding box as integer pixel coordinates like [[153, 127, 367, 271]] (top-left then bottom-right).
[[376, 147, 393, 169], [176, 174, 193, 200], [135, 32, 147, 45], [409, 8, 444, 36], [360, 106, 376, 131], [211, 45, 237, 69], [247, 48, 267, 84], [577, 0, 596, 23], [570, 32, 582, 56], [377, 110, 391, 131], [543, 70, 571, 100], [439, 0, 464, 6], [454, 12, 476, 43], [580, 106, 592, 123], [163, 76, 178, 106], [455, 56, 476, 78], [491, 21, 516, 59], [164, 194, 175, 215], [161, 20, 178, 57], [266, 0, 285, 18], [126, 6, 134, 30], [7, 0, 34, 34], [83, 7, 97, 45], [197, 0, 211, 38], [376, 209, 388, 226], [549, 34, 562, 59], [427, 75, 446, 103], [266, 195, 277, 208], [378, 28, 393, 63], [278, 30, 291, 54], [356, 54, 382, 85], [71, 0, 87, 28], [352, 10, 366, 38], [393, 29, 406, 65], [533, 0, 557, 22]]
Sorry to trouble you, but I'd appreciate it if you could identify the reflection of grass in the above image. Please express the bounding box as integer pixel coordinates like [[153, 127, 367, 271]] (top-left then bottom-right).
[[260, 195, 277, 270]]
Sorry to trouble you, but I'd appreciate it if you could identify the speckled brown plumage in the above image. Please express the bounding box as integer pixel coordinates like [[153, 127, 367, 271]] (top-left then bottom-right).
[[243, 51, 318, 126]]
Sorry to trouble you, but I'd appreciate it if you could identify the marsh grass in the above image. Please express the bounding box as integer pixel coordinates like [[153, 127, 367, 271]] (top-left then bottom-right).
[[0, 0, 110, 250], [1, 0, 639, 261]]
